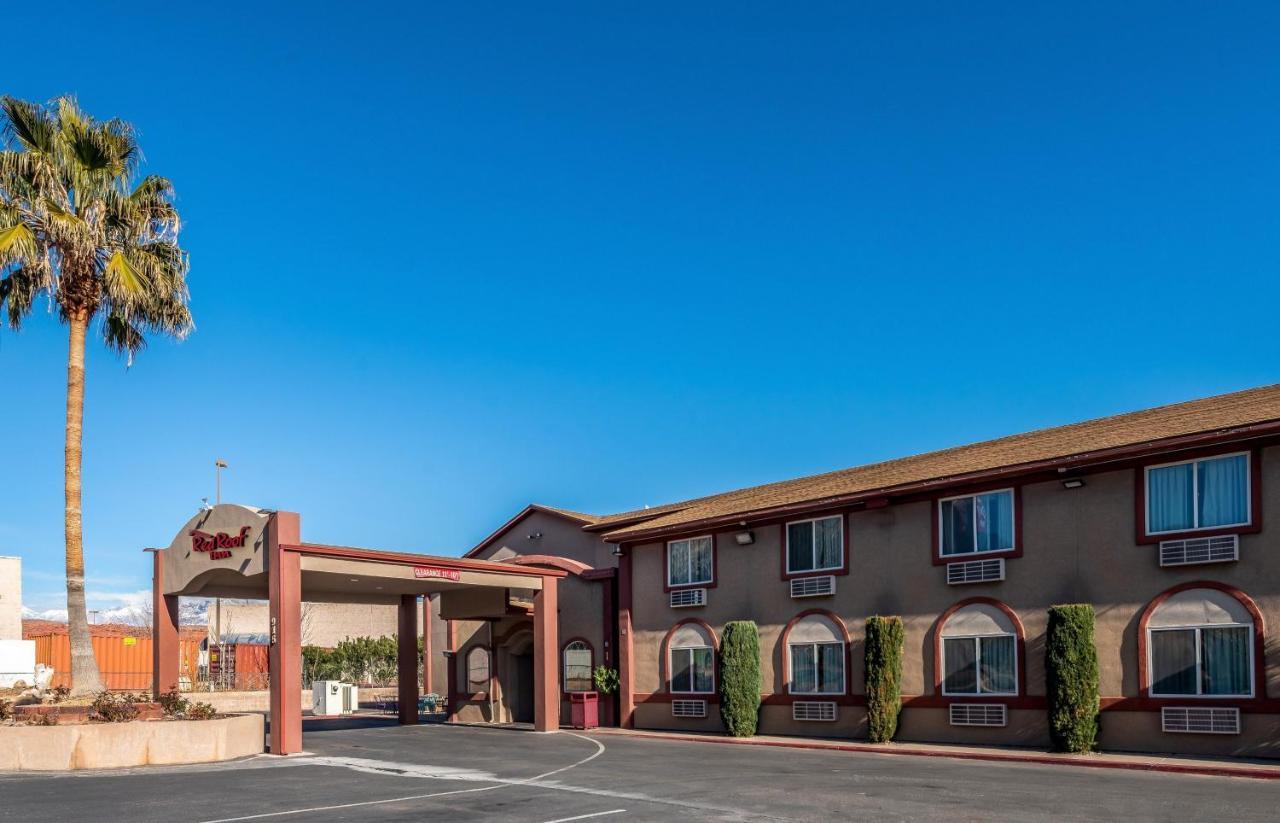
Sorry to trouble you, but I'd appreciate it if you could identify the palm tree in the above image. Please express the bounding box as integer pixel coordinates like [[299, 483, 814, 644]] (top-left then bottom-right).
[[0, 96, 192, 695]]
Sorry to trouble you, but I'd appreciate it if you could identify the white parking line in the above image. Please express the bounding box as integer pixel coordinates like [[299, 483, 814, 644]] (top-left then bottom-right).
[[543, 810, 626, 823]]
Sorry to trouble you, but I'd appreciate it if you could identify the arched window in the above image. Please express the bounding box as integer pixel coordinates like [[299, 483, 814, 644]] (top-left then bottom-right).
[[466, 646, 490, 690], [786, 613, 846, 695], [667, 621, 715, 694], [940, 603, 1018, 696], [1147, 587, 1254, 697], [563, 640, 593, 692]]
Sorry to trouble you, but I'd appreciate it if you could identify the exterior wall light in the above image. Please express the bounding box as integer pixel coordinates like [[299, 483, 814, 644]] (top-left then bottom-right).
[[611, 544, 624, 557], [1061, 478, 1086, 489], [735, 530, 755, 546]]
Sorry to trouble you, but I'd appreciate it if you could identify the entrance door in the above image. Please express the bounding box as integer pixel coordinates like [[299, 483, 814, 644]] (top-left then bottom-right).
[[514, 652, 534, 723]]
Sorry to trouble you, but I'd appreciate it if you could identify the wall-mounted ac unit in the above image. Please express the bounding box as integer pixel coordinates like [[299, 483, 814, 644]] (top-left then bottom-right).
[[948, 703, 1007, 727], [670, 588, 707, 608], [790, 575, 836, 599], [1161, 706, 1240, 734], [792, 701, 837, 721], [671, 699, 707, 718], [946, 558, 1005, 585], [1159, 535, 1238, 567]]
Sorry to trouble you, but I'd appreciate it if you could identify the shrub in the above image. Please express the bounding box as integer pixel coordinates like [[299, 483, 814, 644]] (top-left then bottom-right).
[[91, 691, 142, 723], [592, 666, 620, 695], [865, 615, 904, 743], [158, 690, 190, 718], [49, 685, 71, 703], [1046, 604, 1100, 753], [0, 699, 11, 721], [185, 701, 218, 721], [719, 621, 761, 737], [26, 712, 56, 726]]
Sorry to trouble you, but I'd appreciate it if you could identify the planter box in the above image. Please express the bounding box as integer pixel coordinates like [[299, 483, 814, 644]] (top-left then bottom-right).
[[0, 713, 264, 771], [13, 703, 163, 724]]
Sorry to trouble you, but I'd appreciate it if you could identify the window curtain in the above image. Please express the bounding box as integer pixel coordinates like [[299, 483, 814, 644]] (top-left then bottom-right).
[[818, 642, 844, 693], [564, 645, 592, 691], [1201, 626, 1250, 695], [943, 637, 977, 693], [976, 491, 1013, 552], [671, 649, 693, 692], [692, 647, 714, 692], [791, 644, 816, 693], [979, 635, 1016, 693], [1198, 455, 1248, 528], [691, 537, 713, 583], [669, 542, 690, 586], [1150, 629, 1197, 695], [816, 517, 842, 569], [941, 498, 974, 556], [788, 522, 813, 571], [1148, 463, 1194, 532]]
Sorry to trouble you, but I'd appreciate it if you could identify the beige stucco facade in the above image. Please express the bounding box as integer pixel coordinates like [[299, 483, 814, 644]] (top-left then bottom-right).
[[209, 600, 404, 647]]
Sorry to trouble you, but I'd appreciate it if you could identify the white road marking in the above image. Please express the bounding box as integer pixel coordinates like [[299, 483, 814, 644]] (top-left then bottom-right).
[[543, 809, 627, 823]]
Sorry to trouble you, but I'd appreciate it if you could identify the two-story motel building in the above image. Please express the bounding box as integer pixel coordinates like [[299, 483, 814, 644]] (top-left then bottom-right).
[[434, 384, 1280, 758]]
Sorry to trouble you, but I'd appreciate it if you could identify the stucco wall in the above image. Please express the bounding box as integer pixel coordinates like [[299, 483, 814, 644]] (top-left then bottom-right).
[[476, 510, 617, 571], [627, 445, 1280, 756], [211, 601, 405, 647]]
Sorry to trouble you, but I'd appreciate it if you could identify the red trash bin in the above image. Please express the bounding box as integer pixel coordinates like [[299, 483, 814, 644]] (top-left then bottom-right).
[[569, 691, 599, 730]]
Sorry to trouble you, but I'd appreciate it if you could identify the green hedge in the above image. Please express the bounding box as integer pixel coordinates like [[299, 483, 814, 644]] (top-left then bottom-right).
[[1046, 604, 1100, 753], [719, 621, 762, 737], [864, 615, 904, 743]]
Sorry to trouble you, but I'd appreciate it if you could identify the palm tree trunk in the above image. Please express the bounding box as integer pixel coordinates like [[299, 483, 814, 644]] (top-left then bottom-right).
[[65, 309, 103, 695]]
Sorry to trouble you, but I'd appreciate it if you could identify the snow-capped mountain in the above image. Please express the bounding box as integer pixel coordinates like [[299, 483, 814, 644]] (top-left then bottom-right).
[[22, 598, 210, 626]]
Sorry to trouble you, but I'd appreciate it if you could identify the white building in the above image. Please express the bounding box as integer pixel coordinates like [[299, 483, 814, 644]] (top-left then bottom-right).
[[0, 556, 35, 687]]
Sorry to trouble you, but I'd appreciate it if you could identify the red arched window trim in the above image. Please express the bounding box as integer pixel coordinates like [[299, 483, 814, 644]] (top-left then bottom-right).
[[932, 597, 1027, 700], [561, 636, 595, 693], [779, 608, 851, 697], [661, 618, 720, 695], [1136, 580, 1267, 700]]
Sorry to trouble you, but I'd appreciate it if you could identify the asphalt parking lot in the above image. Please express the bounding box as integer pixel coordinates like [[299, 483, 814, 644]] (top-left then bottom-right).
[[1, 719, 1277, 822]]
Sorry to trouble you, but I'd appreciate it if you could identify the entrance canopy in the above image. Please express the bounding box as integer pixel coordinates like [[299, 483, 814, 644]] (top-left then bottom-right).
[[150, 505, 564, 754]]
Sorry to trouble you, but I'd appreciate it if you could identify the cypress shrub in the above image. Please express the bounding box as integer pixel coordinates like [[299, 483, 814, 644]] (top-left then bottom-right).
[[864, 616, 904, 743], [1046, 604, 1100, 753], [719, 621, 762, 737]]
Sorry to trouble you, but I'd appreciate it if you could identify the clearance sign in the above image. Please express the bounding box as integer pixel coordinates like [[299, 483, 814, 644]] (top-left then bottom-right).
[[413, 566, 461, 581]]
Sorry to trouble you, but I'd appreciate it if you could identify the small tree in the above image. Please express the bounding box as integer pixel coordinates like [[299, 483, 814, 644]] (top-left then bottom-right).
[[719, 621, 761, 737], [864, 616, 904, 743], [1046, 604, 1100, 753]]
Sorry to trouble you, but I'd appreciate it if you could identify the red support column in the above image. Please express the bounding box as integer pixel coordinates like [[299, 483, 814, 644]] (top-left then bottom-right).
[[422, 595, 433, 698], [268, 511, 302, 755], [446, 619, 458, 723], [617, 549, 634, 729], [151, 550, 180, 698], [398, 594, 420, 724], [533, 577, 560, 732]]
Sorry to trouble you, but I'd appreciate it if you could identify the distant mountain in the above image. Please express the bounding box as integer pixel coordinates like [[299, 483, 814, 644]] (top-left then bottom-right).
[[22, 598, 210, 627]]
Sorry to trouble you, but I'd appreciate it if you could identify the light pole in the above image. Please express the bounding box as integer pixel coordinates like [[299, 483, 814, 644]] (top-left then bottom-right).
[[215, 459, 228, 505]]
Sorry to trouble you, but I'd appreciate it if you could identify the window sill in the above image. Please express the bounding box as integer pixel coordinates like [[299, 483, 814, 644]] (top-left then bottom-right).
[[1138, 524, 1256, 545], [932, 546, 1020, 567]]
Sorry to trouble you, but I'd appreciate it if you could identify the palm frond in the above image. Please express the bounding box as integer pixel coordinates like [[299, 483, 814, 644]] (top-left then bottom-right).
[[0, 222, 37, 261], [1, 97, 57, 154], [104, 249, 149, 296]]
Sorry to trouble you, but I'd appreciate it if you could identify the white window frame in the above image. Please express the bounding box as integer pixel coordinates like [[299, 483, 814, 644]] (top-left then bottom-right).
[[562, 641, 593, 693], [1144, 451, 1252, 536], [669, 644, 715, 694], [787, 641, 847, 695], [940, 632, 1019, 697], [937, 488, 1016, 559], [785, 515, 845, 575], [1147, 623, 1255, 699], [465, 646, 490, 690], [666, 535, 714, 588]]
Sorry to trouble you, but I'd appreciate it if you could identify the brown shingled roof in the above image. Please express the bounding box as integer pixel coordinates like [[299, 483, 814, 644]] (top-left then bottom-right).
[[596, 383, 1280, 541]]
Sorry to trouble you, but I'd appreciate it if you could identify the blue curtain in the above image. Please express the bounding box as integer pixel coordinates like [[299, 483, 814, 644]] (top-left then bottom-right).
[[1151, 630, 1197, 695], [979, 635, 1016, 693], [669, 541, 690, 586], [1201, 627, 1250, 696], [816, 517, 842, 569], [692, 647, 714, 692], [1148, 463, 1194, 532], [1198, 455, 1248, 528], [819, 643, 844, 693], [943, 638, 977, 693], [791, 644, 816, 692], [976, 491, 1014, 552], [941, 498, 974, 556], [788, 521, 813, 571], [692, 538, 713, 584], [671, 649, 693, 692]]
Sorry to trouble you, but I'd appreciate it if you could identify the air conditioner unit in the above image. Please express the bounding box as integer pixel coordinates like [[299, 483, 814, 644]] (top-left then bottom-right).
[[671, 699, 707, 718], [790, 575, 836, 599], [946, 558, 1005, 585], [949, 703, 1007, 727], [792, 701, 837, 721], [1159, 535, 1238, 567], [1161, 706, 1240, 734], [670, 588, 707, 608], [312, 680, 358, 716]]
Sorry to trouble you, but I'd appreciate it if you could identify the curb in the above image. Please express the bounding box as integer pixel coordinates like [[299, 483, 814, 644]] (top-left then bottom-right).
[[590, 729, 1280, 781]]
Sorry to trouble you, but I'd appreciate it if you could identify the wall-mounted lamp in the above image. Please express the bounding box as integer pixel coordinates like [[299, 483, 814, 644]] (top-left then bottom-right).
[[527, 531, 543, 540], [735, 530, 755, 546], [1061, 478, 1086, 490], [611, 545, 624, 557]]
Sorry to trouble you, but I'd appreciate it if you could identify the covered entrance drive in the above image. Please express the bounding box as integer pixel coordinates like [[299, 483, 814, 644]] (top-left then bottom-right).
[[149, 504, 564, 754]]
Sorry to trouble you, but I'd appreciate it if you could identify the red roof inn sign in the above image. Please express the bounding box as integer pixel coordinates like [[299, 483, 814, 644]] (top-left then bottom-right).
[[190, 526, 252, 560], [413, 566, 461, 581]]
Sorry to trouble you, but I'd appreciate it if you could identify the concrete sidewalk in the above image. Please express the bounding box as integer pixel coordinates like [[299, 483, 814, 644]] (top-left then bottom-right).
[[588, 726, 1280, 781]]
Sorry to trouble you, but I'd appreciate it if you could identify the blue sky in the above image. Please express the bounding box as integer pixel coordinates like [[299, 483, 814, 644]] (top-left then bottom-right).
[[5, 2, 1279, 616]]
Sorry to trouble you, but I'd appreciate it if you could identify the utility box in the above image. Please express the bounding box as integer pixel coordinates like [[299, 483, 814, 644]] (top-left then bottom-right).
[[569, 691, 599, 730], [312, 681, 358, 716]]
